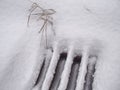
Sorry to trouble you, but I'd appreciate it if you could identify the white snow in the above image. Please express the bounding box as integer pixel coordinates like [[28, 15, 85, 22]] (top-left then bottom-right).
[[0, 0, 120, 90]]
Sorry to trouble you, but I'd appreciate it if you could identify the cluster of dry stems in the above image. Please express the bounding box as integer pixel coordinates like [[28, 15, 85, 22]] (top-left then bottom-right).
[[27, 2, 56, 47]]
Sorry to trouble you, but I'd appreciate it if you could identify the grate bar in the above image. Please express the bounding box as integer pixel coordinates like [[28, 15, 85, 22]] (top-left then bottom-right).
[[34, 60, 45, 86], [49, 53, 67, 90], [83, 57, 96, 90], [66, 56, 81, 90], [33, 50, 52, 90], [76, 47, 89, 90], [41, 44, 60, 90], [58, 46, 74, 90]]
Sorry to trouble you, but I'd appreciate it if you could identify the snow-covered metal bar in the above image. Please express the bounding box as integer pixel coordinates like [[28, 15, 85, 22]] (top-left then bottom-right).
[[58, 45, 74, 90], [41, 43, 60, 90], [49, 52, 67, 90], [66, 56, 81, 90], [76, 46, 89, 90], [83, 56, 97, 90], [33, 50, 53, 90]]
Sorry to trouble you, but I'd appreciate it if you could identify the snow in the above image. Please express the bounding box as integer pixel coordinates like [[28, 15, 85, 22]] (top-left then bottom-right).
[[0, 0, 120, 90]]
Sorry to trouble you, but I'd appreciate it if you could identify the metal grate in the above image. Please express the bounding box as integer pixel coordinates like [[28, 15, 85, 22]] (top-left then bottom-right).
[[33, 46, 97, 90]]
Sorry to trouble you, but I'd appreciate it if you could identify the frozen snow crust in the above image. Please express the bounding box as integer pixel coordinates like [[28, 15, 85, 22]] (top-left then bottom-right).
[[0, 0, 120, 90]]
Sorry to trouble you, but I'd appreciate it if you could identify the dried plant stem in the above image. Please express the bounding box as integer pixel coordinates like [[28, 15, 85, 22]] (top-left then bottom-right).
[[27, 2, 56, 48]]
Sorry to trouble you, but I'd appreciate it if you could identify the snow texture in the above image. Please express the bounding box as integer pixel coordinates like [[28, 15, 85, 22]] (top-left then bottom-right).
[[0, 0, 120, 90]]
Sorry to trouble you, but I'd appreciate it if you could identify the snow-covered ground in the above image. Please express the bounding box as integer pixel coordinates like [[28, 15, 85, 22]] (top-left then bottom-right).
[[0, 0, 120, 90]]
